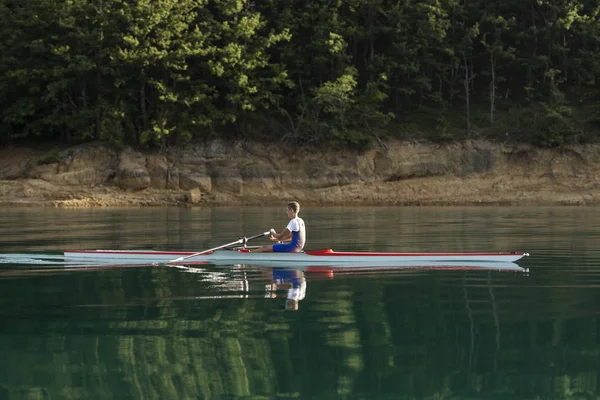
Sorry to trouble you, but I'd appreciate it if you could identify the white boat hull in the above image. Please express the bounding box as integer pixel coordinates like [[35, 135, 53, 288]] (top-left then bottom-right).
[[63, 249, 529, 266]]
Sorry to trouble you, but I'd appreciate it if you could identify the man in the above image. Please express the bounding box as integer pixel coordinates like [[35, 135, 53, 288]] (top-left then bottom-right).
[[253, 201, 306, 252]]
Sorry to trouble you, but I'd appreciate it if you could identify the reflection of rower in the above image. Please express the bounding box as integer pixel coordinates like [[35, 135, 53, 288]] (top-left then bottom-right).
[[267, 268, 307, 311]]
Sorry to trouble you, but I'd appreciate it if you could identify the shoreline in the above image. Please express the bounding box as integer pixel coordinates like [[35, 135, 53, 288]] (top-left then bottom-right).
[[1, 140, 599, 208], [0, 184, 596, 208]]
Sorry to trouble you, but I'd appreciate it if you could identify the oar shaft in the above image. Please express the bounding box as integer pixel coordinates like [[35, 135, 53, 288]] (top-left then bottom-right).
[[168, 231, 269, 263], [245, 232, 270, 242], [197, 239, 245, 255]]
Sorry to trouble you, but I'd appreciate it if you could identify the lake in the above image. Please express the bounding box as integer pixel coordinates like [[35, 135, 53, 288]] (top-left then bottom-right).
[[0, 206, 598, 399]]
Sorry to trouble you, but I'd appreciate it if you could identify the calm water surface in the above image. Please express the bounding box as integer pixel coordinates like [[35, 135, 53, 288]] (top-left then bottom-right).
[[0, 206, 598, 399]]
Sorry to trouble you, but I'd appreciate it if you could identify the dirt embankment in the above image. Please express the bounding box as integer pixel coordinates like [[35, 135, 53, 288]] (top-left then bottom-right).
[[0, 140, 598, 207]]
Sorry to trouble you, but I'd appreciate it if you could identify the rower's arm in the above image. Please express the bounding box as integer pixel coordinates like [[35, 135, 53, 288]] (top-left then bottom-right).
[[272, 228, 292, 242]]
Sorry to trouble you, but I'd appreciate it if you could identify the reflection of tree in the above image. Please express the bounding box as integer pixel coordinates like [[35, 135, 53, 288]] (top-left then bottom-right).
[[488, 271, 500, 372], [0, 266, 599, 399]]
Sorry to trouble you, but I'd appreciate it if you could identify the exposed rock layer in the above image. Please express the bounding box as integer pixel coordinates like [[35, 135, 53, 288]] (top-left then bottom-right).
[[0, 140, 598, 207]]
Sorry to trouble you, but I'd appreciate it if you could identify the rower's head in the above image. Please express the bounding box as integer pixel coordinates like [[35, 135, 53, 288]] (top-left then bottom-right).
[[286, 201, 300, 216]]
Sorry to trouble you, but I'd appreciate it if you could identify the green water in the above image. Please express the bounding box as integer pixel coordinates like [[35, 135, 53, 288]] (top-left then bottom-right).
[[0, 206, 598, 399]]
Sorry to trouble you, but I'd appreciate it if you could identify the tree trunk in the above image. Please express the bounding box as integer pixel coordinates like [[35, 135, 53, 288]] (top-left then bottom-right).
[[562, 31, 568, 83], [95, 0, 103, 140], [464, 55, 471, 139], [140, 74, 147, 146], [489, 51, 496, 127], [62, 96, 71, 144]]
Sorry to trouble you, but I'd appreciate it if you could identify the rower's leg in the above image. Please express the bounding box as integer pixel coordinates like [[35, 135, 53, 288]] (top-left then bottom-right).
[[251, 245, 274, 253]]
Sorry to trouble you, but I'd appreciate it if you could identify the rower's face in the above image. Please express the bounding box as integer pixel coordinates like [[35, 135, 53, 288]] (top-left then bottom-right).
[[286, 207, 293, 217]]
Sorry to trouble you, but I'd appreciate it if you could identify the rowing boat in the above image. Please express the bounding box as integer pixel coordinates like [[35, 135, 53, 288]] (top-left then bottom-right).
[[63, 248, 529, 265]]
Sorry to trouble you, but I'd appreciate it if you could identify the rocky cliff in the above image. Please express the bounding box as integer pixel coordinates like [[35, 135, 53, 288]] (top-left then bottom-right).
[[0, 140, 598, 207]]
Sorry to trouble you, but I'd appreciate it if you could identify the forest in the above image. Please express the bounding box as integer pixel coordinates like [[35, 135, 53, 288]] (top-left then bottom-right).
[[1, 0, 599, 149]]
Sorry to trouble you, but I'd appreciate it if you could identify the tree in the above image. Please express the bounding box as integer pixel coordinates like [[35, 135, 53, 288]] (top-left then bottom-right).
[[479, 14, 515, 127]]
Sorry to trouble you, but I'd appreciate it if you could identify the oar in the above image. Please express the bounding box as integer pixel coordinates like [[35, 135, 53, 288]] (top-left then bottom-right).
[[167, 231, 270, 264]]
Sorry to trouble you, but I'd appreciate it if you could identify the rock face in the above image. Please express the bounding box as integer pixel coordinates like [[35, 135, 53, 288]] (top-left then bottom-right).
[[210, 165, 243, 194], [186, 188, 202, 204], [26, 144, 118, 185], [179, 171, 211, 192], [114, 149, 151, 190], [240, 162, 278, 190], [0, 139, 599, 207], [146, 155, 169, 189]]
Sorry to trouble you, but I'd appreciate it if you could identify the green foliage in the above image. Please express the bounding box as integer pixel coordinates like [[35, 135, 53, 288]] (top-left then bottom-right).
[[313, 68, 357, 115], [530, 103, 580, 147], [1, 0, 600, 147], [512, 89, 582, 147], [35, 152, 62, 166]]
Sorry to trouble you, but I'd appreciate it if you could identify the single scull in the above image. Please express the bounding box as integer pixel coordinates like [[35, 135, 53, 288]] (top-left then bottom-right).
[[63, 248, 529, 266]]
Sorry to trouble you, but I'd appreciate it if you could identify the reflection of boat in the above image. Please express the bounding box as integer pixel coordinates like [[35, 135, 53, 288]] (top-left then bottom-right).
[[64, 248, 529, 265], [215, 261, 528, 272], [172, 261, 527, 282], [172, 264, 308, 310], [171, 261, 527, 311]]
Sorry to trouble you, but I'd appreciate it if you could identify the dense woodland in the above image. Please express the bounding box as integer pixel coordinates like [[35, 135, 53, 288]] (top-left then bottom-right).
[[1, 0, 600, 149]]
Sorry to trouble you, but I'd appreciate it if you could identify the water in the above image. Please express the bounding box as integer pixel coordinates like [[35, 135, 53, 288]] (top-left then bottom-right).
[[0, 206, 598, 399]]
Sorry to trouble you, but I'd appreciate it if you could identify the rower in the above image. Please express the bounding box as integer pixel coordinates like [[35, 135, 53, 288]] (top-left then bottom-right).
[[253, 201, 306, 253]]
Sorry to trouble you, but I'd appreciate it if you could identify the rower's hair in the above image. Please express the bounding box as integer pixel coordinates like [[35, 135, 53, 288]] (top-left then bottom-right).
[[287, 201, 300, 213]]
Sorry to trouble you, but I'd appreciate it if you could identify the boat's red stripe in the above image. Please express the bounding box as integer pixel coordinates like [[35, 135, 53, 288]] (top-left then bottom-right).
[[65, 249, 525, 257], [304, 249, 525, 256]]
